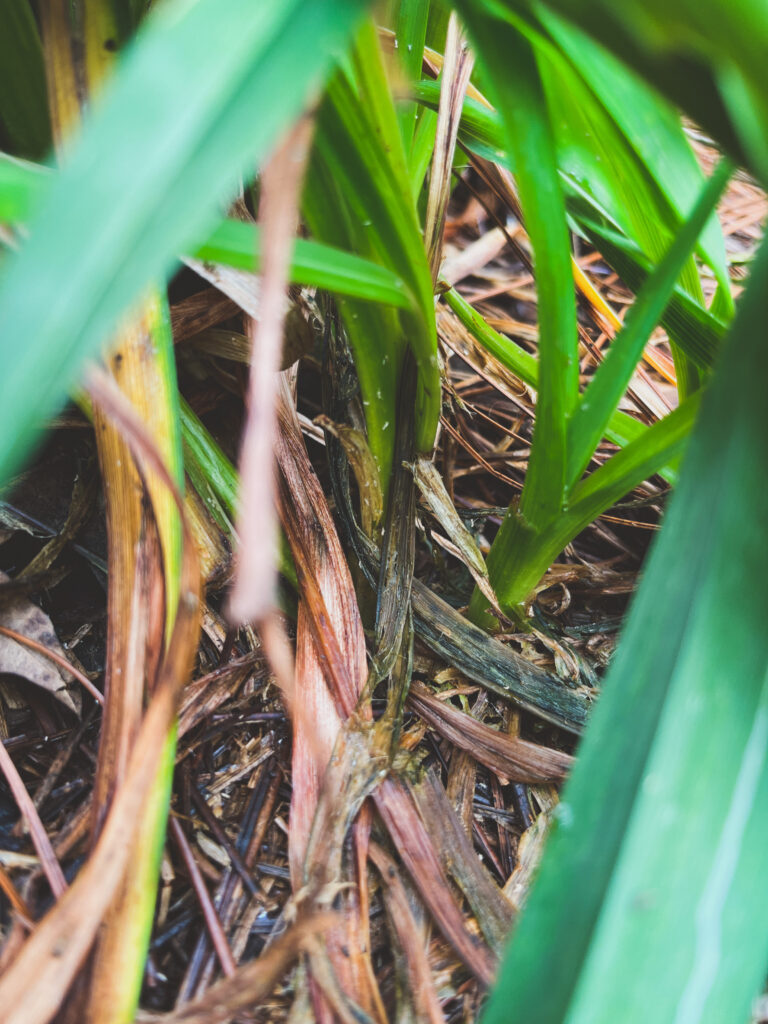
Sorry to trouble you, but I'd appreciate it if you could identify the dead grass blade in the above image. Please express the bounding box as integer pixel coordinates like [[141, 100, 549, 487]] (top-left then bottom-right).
[[168, 817, 236, 978], [0, 525, 200, 1024], [410, 455, 501, 610], [275, 381, 382, 1022], [424, 13, 475, 281], [374, 357, 417, 683], [229, 114, 314, 624], [140, 915, 335, 1024], [374, 776, 496, 987], [412, 770, 515, 956], [369, 842, 447, 1024], [0, 571, 81, 713], [0, 739, 67, 899], [408, 681, 573, 782]]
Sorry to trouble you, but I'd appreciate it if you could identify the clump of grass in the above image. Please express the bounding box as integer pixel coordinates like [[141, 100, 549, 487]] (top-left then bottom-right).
[[0, 2, 767, 1023]]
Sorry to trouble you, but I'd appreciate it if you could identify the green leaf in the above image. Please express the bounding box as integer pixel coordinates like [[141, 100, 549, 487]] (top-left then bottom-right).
[[484, 235, 768, 1024], [308, 25, 440, 468], [0, 152, 49, 222], [180, 397, 298, 590], [0, 0, 51, 159], [0, 156, 412, 309], [535, 7, 732, 308], [566, 159, 732, 488], [456, 2, 578, 523], [517, 0, 768, 181], [442, 286, 678, 483], [416, 69, 731, 371], [0, 0, 368, 489], [387, 0, 431, 153], [195, 218, 414, 309]]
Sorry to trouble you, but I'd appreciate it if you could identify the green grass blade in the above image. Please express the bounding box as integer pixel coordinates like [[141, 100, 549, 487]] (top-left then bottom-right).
[[572, 210, 726, 371], [457, 1, 578, 523], [520, 0, 768, 181], [0, 0, 367, 489], [566, 159, 732, 488], [470, 393, 699, 617], [415, 78, 729, 366], [195, 218, 414, 309], [387, 0, 431, 153], [535, 7, 733, 311], [0, 159, 411, 309], [0, 0, 51, 159], [483, 234, 768, 1024], [442, 286, 678, 483], [303, 132, 404, 486], [312, 39, 440, 458]]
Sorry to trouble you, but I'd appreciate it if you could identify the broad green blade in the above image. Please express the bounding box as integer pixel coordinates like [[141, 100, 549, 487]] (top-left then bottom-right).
[[0, 0, 51, 159], [0, 0, 368, 488], [457, 1, 578, 523], [484, 235, 768, 1024], [196, 219, 414, 309], [566, 159, 732, 488]]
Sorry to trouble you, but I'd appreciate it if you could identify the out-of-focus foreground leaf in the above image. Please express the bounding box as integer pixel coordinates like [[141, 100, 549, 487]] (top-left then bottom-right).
[[521, 0, 768, 180], [0, 0, 367, 489], [483, 234, 768, 1023]]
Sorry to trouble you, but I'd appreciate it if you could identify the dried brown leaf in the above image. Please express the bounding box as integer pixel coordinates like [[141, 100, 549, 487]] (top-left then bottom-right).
[[408, 681, 573, 783], [0, 570, 79, 714]]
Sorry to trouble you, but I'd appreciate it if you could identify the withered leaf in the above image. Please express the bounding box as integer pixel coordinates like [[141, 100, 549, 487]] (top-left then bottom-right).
[[0, 571, 80, 714]]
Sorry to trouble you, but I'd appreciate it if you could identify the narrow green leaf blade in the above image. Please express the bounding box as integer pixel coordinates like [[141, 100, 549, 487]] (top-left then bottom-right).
[[195, 219, 414, 309], [566, 159, 732, 488], [484, 235, 768, 1024], [442, 286, 678, 483], [456, 2, 578, 521]]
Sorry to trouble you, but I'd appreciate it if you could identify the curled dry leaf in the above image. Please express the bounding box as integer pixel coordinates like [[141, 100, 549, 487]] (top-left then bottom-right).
[[408, 681, 573, 783], [0, 570, 80, 714]]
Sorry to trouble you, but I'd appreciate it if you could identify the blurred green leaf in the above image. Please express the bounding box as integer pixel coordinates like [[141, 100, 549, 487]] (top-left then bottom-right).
[[517, 0, 768, 180], [0, 0, 367, 488]]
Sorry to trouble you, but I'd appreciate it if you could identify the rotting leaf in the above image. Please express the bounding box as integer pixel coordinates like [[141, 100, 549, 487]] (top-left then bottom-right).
[[0, 570, 80, 714]]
